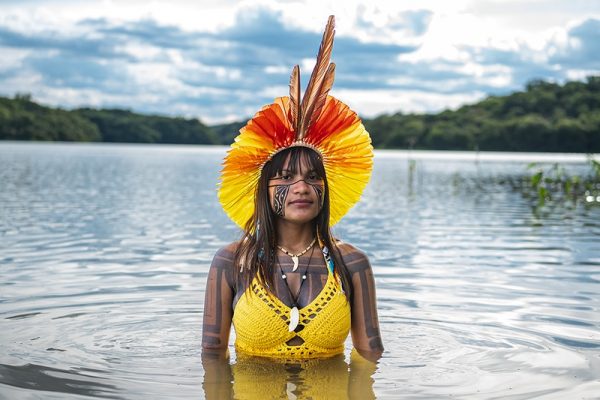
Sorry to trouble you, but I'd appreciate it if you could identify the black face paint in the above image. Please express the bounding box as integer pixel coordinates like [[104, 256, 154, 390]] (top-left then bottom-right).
[[269, 175, 324, 217], [273, 185, 289, 217], [312, 184, 324, 208]]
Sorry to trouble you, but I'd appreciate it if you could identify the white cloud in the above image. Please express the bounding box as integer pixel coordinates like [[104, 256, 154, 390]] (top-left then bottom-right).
[[332, 88, 486, 118], [0, 72, 44, 97], [264, 65, 289, 74], [114, 42, 165, 61], [565, 69, 599, 80], [0, 47, 28, 70], [0, 0, 599, 123]]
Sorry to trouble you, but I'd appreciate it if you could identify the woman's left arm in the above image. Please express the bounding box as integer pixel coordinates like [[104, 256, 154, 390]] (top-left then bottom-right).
[[342, 245, 384, 361]]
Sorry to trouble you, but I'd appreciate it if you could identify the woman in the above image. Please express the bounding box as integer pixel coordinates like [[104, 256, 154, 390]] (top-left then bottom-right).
[[202, 15, 383, 362]]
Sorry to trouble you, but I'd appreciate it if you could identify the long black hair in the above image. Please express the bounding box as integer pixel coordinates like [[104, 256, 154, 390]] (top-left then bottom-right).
[[233, 146, 352, 301]]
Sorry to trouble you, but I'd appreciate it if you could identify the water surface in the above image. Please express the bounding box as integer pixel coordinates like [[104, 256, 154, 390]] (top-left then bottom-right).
[[1, 142, 599, 399]]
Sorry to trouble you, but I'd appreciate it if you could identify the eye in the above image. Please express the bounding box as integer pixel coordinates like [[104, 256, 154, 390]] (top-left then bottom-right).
[[271, 174, 291, 181], [308, 173, 321, 180]]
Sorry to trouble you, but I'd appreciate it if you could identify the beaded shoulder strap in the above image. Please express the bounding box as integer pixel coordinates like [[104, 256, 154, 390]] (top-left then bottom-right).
[[321, 245, 334, 275], [317, 233, 335, 275]]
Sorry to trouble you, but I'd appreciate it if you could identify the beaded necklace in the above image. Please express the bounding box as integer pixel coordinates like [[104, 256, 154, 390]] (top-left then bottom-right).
[[277, 238, 316, 271], [277, 244, 316, 331]]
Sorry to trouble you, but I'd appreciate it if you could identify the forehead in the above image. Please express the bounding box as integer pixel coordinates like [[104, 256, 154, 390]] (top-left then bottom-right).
[[281, 151, 316, 172]]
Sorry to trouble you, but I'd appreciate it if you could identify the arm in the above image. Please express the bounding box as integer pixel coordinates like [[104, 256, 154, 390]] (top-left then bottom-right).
[[201, 246, 235, 356], [342, 245, 384, 362], [201, 349, 233, 400], [348, 348, 377, 400]]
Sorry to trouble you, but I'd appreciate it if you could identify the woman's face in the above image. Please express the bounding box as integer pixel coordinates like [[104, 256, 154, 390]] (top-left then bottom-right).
[[268, 153, 324, 225]]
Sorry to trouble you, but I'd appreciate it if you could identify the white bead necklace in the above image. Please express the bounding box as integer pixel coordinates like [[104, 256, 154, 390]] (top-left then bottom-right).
[[277, 237, 316, 271]]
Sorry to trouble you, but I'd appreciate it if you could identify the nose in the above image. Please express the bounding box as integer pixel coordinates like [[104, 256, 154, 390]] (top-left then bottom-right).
[[291, 179, 310, 193]]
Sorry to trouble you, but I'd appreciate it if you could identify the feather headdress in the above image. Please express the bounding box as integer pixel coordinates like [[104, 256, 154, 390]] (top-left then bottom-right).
[[219, 15, 373, 229]]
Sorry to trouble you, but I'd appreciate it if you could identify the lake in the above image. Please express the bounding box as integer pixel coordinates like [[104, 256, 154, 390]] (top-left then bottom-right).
[[1, 142, 599, 399]]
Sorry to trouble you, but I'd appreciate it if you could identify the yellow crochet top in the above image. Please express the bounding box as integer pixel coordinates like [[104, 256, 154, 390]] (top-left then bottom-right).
[[232, 267, 351, 359]]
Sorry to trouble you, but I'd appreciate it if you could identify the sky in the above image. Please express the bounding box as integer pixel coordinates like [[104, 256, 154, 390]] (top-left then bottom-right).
[[1, 0, 599, 125]]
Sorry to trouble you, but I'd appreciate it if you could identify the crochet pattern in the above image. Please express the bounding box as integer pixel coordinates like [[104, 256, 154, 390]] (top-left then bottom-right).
[[232, 271, 351, 359]]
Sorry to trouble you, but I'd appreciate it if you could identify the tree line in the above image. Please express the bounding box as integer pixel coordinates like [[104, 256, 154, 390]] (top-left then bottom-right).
[[362, 76, 600, 152], [1, 76, 599, 152], [0, 94, 217, 145]]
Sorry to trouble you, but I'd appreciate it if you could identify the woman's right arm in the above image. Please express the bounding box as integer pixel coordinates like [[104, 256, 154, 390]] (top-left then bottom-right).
[[201, 246, 236, 354]]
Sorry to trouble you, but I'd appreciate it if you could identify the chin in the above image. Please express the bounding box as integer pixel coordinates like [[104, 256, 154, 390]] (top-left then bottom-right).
[[282, 213, 319, 224]]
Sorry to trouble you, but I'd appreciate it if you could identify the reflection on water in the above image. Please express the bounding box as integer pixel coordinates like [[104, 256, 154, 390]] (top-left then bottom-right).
[[1, 142, 599, 399], [203, 350, 376, 400]]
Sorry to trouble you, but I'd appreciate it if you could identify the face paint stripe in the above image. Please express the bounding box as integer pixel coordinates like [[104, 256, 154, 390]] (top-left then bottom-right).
[[273, 185, 289, 217], [312, 184, 324, 208]]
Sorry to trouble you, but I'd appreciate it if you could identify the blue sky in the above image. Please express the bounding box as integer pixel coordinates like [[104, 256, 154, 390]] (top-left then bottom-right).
[[1, 0, 599, 124]]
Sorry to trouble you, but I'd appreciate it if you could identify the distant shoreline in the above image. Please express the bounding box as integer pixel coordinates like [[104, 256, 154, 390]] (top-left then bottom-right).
[[2, 76, 599, 152], [2, 140, 595, 163]]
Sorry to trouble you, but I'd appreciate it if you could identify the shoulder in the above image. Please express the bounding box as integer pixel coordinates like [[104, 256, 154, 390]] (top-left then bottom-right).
[[335, 240, 369, 262], [210, 242, 240, 271], [214, 242, 239, 259], [335, 241, 371, 275], [208, 242, 241, 289]]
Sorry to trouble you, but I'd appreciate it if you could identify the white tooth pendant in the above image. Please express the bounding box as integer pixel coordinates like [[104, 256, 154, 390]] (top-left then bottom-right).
[[277, 238, 316, 273], [288, 306, 300, 331]]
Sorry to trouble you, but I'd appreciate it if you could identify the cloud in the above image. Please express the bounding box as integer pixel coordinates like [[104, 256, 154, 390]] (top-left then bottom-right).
[[460, 17, 600, 93], [356, 8, 433, 37], [81, 18, 199, 52], [28, 54, 129, 90], [0, 24, 130, 60], [0, 2, 598, 123], [0, 6, 451, 121], [549, 18, 600, 69]]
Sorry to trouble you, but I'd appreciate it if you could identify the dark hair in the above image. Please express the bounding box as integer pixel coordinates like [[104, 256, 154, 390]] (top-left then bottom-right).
[[233, 146, 352, 301]]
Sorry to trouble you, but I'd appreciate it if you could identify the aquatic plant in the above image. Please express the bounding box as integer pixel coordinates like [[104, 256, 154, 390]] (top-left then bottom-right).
[[526, 157, 600, 207]]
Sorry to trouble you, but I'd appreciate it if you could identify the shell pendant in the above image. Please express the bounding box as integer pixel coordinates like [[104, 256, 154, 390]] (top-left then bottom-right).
[[292, 256, 299, 271], [288, 306, 300, 331]]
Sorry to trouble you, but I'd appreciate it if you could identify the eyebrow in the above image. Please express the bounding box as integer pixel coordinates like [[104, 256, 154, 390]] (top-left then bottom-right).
[[279, 169, 318, 174]]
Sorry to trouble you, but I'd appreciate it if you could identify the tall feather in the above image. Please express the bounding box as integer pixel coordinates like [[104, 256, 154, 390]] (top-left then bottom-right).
[[305, 63, 335, 133], [297, 15, 335, 140], [288, 65, 301, 133]]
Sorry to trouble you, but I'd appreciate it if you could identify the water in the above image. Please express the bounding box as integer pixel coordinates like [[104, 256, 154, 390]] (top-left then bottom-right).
[[1, 142, 599, 399]]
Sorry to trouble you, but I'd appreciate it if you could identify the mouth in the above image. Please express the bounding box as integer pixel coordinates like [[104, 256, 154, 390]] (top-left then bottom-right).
[[289, 199, 313, 205]]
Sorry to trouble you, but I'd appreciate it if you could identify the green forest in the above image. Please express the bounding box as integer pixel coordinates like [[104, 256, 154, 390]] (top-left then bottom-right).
[[363, 76, 600, 152], [0, 94, 217, 145], [1, 76, 599, 152]]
